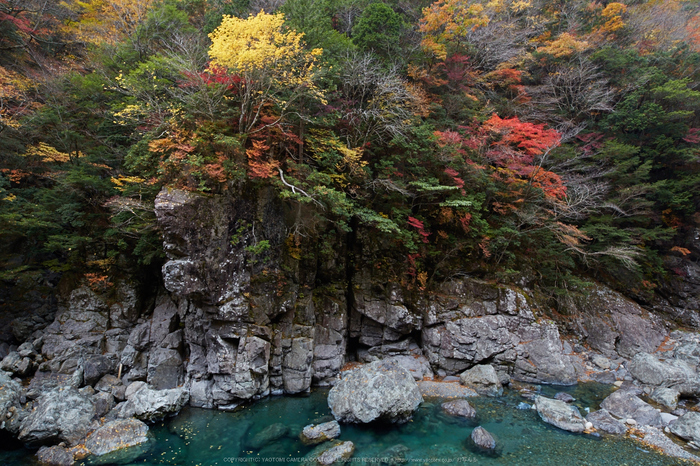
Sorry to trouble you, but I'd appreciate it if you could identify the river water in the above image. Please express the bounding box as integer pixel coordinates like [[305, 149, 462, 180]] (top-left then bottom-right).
[[0, 383, 687, 465]]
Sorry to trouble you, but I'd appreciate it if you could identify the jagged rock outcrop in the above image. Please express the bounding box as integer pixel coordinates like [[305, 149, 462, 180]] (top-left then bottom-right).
[[154, 188, 348, 405], [328, 359, 423, 424]]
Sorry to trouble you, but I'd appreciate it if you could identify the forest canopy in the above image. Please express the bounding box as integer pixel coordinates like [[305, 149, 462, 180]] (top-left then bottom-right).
[[1, 0, 699, 296]]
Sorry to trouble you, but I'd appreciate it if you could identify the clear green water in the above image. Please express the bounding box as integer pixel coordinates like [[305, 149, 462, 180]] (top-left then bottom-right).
[[1, 384, 687, 465]]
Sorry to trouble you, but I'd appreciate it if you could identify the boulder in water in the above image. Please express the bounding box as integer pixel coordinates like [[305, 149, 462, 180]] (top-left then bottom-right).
[[441, 400, 476, 419], [328, 360, 422, 424], [469, 426, 497, 452], [300, 420, 340, 445], [534, 396, 586, 433]]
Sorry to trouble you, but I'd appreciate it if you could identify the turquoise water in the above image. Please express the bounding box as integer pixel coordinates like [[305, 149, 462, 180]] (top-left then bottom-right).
[[0, 384, 688, 465]]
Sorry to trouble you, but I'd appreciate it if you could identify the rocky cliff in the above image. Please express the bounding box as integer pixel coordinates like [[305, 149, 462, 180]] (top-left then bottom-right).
[[2, 185, 700, 461]]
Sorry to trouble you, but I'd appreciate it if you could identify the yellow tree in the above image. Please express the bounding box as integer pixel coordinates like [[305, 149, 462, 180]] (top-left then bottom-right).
[[208, 10, 324, 134], [419, 0, 489, 60]]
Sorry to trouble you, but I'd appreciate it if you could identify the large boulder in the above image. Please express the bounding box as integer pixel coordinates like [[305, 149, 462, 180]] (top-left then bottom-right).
[[459, 365, 502, 397], [328, 360, 422, 424], [300, 421, 341, 445], [600, 389, 663, 427], [669, 411, 700, 444], [18, 387, 96, 446], [83, 419, 152, 464], [534, 396, 586, 433], [121, 384, 189, 423], [585, 409, 627, 435]]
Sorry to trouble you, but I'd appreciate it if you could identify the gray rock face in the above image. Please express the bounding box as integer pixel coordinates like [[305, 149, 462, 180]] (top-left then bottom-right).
[[420, 279, 580, 385], [84, 419, 150, 458], [561, 284, 666, 358], [121, 384, 189, 423], [670, 411, 700, 443], [39, 286, 128, 378], [147, 348, 183, 390], [300, 421, 341, 445], [328, 360, 423, 424], [459, 365, 502, 397], [586, 409, 627, 435], [441, 400, 476, 419], [600, 390, 663, 427], [19, 387, 96, 446], [513, 323, 578, 385], [470, 426, 496, 450], [534, 396, 586, 433]]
